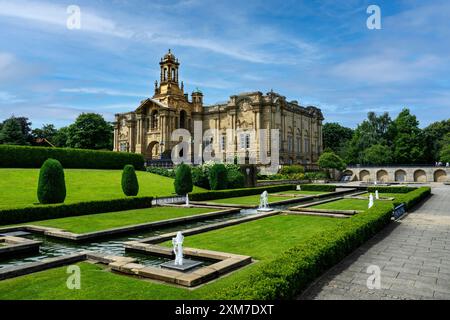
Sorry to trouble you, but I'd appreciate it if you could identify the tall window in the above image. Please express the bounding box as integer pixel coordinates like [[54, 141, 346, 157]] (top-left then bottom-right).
[[240, 133, 250, 149], [287, 136, 293, 153], [220, 135, 226, 151], [119, 142, 127, 152], [304, 138, 310, 153], [180, 110, 186, 129], [296, 137, 301, 154]]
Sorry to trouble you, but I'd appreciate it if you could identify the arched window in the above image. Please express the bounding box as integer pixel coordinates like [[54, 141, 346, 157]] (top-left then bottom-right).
[[151, 110, 158, 130], [164, 68, 168, 81], [172, 68, 176, 81]]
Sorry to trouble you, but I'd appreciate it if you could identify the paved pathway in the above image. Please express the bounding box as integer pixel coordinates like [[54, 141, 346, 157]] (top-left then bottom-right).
[[299, 185, 450, 300]]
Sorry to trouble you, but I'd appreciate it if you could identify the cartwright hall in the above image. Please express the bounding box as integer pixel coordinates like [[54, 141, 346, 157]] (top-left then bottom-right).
[[113, 50, 324, 166]]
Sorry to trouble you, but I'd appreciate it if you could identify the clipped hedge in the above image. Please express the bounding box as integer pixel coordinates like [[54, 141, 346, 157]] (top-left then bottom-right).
[[300, 184, 336, 192], [0, 197, 153, 225], [209, 201, 394, 300], [393, 186, 431, 210], [190, 185, 295, 202], [367, 186, 417, 194], [0, 145, 144, 170]]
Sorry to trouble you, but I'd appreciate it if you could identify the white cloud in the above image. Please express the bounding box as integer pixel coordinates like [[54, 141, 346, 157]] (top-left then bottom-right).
[[0, 91, 25, 103], [60, 87, 147, 97]]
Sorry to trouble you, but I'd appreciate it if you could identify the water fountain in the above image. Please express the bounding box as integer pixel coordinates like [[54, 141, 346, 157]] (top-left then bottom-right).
[[160, 231, 202, 271], [296, 185, 301, 191], [185, 194, 190, 207], [368, 193, 374, 209], [375, 190, 379, 200], [257, 191, 274, 212]]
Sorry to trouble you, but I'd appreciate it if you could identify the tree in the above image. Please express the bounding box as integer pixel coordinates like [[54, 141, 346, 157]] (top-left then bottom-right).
[[0, 117, 27, 145], [37, 159, 66, 204], [53, 126, 70, 147], [423, 120, 450, 163], [208, 163, 228, 190], [344, 112, 393, 164], [174, 163, 193, 195], [390, 108, 425, 164], [318, 151, 346, 171], [323, 123, 353, 154], [66, 113, 113, 150], [362, 144, 393, 165], [14, 116, 33, 144], [121, 165, 139, 196], [439, 133, 450, 163], [32, 124, 58, 144]]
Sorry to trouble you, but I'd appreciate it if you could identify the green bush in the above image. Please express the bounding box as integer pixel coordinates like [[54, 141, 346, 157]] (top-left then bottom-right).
[[121, 165, 139, 196], [226, 169, 245, 189], [208, 163, 228, 190], [191, 166, 210, 189], [0, 145, 144, 170], [146, 166, 175, 178], [299, 184, 336, 192], [0, 197, 153, 225], [280, 165, 305, 175], [367, 186, 416, 194], [304, 171, 329, 180], [174, 163, 193, 195], [37, 159, 66, 204], [190, 184, 295, 201]]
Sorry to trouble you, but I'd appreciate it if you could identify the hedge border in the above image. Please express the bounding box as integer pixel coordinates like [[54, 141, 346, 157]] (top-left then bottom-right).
[[0, 145, 144, 170], [0, 197, 153, 225], [367, 186, 417, 194], [300, 184, 336, 192]]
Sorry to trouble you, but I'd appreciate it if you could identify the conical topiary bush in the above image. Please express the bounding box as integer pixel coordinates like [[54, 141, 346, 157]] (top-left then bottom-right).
[[37, 158, 67, 204], [174, 163, 193, 196], [122, 164, 139, 196]]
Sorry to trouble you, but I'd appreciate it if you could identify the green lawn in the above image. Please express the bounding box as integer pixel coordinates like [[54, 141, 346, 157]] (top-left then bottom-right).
[[207, 194, 296, 206], [9, 207, 214, 234], [311, 198, 370, 211], [0, 215, 338, 299], [0, 169, 206, 209]]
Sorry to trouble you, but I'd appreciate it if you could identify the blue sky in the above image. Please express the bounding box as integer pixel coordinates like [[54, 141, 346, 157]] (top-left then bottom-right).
[[0, 0, 449, 129]]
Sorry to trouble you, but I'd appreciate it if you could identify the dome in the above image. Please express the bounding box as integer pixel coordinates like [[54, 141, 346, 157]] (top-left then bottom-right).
[[163, 49, 176, 61]]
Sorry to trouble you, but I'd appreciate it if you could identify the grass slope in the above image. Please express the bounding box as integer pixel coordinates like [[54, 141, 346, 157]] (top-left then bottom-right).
[[11, 207, 214, 234], [0, 169, 206, 209]]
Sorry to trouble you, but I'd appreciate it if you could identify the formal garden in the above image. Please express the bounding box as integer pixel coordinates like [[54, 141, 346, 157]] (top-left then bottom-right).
[[0, 145, 431, 300]]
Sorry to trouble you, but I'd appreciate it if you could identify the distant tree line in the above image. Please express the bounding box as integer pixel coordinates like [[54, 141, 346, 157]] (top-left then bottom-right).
[[0, 113, 113, 150], [323, 108, 450, 165]]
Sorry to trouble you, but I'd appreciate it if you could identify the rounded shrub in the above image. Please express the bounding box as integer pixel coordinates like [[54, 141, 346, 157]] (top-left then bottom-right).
[[37, 158, 67, 204], [208, 163, 228, 190], [174, 163, 193, 195], [121, 164, 139, 196]]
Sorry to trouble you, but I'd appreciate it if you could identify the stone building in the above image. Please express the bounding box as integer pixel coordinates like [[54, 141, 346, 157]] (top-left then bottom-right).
[[113, 50, 324, 166]]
